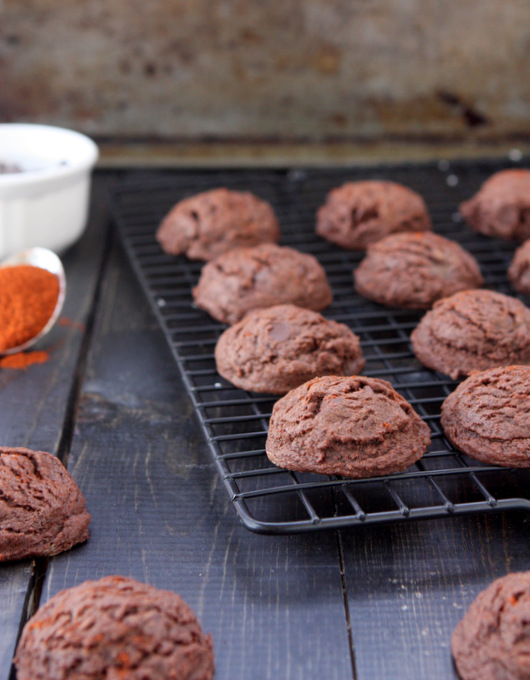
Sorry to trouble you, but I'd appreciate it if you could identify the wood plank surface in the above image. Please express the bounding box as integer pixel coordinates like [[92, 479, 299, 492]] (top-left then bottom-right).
[[0, 175, 112, 677], [3, 170, 530, 680], [41, 240, 354, 680], [341, 511, 530, 679]]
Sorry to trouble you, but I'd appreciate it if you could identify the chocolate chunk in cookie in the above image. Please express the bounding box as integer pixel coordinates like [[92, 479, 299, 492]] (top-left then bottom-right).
[[354, 231, 483, 309], [441, 365, 530, 467], [316, 180, 431, 250], [0, 446, 90, 562], [15, 575, 214, 680], [460, 168, 530, 241], [193, 243, 332, 325], [452, 571, 530, 680], [266, 375, 431, 478], [508, 239, 530, 295], [215, 304, 365, 394], [157, 188, 280, 260], [411, 290, 530, 379]]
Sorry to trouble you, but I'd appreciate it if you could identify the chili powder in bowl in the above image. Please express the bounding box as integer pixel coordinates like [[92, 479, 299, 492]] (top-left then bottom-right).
[[0, 248, 66, 354]]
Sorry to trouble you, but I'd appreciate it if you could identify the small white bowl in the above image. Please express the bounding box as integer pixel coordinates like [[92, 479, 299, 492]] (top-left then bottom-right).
[[0, 124, 98, 258]]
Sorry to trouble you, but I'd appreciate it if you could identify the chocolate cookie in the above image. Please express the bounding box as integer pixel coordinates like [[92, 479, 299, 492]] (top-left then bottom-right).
[[0, 447, 90, 562], [316, 180, 432, 250], [266, 375, 431, 478], [156, 188, 280, 260], [441, 365, 530, 467], [193, 243, 333, 325], [411, 290, 530, 379], [508, 239, 530, 295], [460, 168, 530, 241], [15, 575, 214, 680], [354, 231, 483, 309], [452, 571, 530, 680], [215, 304, 365, 394]]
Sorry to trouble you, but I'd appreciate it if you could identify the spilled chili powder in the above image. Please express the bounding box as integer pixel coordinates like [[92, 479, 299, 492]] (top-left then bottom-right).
[[58, 317, 85, 332], [0, 350, 49, 369], [0, 265, 59, 352]]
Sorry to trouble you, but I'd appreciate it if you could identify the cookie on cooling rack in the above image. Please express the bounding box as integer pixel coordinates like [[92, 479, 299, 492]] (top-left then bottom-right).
[[316, 180, 432, 250], [15, 575, 214, 680], [452, 571, 530, 680], [193, 243, 333, 325], [0, 446, 90, 562], [410, 289, 530, 379], [266, 375, 431, 478], [215, 304, 365, 394], [156, 188, 280, 261], [460, 168, 530, 241], [441, 365, 530, 467], [354, 231, 483, 309], [508, 239, 530, 295]]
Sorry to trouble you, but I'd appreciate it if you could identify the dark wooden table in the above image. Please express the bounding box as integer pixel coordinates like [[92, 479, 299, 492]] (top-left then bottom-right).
[[1, 170, 529, 680]]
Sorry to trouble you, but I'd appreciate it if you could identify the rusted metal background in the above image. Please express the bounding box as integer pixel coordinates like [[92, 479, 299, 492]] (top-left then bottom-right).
[[1, 0, 529, 141]]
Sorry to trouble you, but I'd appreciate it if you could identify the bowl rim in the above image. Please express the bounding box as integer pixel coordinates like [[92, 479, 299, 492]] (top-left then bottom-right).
[[0, 123, 99, 189]]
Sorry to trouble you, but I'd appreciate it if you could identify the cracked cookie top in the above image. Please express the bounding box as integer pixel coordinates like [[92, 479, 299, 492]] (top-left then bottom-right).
[[460, 169, 530, 241], [509, 239, 530, 295], [411, 289, 530, 379], [266, 375, 430, 478], [354, 231, 483, 309], [441, 365, 530, 467], [15, 575, 214, 680], [452, 571, 530, 680], [157, 188, 280, 261], [215, 304, 365, 394], [0, 446, 90, 562], [193, 243, 332, 325], [316, 180, 432, 250]]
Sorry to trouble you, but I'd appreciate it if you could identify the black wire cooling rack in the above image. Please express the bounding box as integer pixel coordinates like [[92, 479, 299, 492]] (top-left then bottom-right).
[[113, 158, 530, 534]]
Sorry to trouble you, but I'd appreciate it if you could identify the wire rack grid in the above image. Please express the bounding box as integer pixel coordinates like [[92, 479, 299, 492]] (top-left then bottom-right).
[[113, 159, 530, 534]]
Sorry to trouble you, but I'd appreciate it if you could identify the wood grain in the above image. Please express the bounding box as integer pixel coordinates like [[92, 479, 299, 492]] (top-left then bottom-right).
[[0, 175, 112, 678], [4, 170, 530, 680], [41, 241, 354, 680], [341, 511, 530, 679]]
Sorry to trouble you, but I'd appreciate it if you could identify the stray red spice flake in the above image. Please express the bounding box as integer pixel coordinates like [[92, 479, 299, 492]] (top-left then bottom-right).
[[27, 617, 53, 631], [0, 351, 50, 370], [58, 317, 85, 332]]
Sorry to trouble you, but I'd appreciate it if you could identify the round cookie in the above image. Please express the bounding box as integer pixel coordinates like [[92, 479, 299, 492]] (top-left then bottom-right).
[[316, 180, 432, 250], [452, 571, 530, 680], [410, 290, 530, 379], [508, 239, 530, 295], [156, 188, 280, 260], [215, 304, 365, 394], [266, 375, 431, 478], [15, 575, 215, 680], [441, 365, 530, 467], [193, 243, 333, 325], [0, 447, 90, 562], [460, 168, 530, 241], [354, 231, 483, 309]]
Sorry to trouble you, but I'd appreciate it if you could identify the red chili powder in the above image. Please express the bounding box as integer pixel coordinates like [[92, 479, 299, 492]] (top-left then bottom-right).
[[0, 265, 59, 352], [58, 317, 85, 332], [0, 350, 50, 369]]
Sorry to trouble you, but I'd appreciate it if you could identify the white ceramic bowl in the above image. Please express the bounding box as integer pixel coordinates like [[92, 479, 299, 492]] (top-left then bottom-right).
[[0, 124, 98, 258]]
